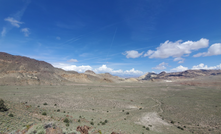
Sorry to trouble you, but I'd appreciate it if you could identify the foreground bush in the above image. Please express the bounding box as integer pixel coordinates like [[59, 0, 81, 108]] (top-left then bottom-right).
[[0, 99, 8, 112]]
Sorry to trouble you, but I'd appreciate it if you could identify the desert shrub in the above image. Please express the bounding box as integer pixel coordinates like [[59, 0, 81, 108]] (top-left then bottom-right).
[[63, 111, 66, 113], [66, 123, 69, 127], [104, 120, 108, 123], [43, 103, 47, 105], [171, 121, 175, 124], [57, 109, 60, 112], [79, 116, 81, 118], [37, 131, 45, 134], [146, 127, 150, 130], [101, 122, 105, 125], [0, 99, 8, 112], [78, 119, 80, 122], [54, 104, 57, 106], [143, 126, 145, 128], [90, 122, 94, 125], [42, 112, 47, 115], [126, 112, 129, 115], [177, 126, 184, 130], [8, 113, 14, 117], [37, 105, 40, 107], [64, 118, 69, 123], [122, 110, 124, 112], [98, 130, 102, 134], [97, 123, 100, 125], [139, 108, 142, 110]]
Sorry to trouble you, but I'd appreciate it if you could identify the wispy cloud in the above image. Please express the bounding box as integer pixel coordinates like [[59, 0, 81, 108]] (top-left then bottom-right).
[[67, 59, 78, 62], [193, 43, 221, 57], [1, 27, 6, 37], [152, 62, 168, 70], [2, 1, 30, 36], [21, 28, 30, 37], [56, 36, 61, 40], [4, 17, 23, 28]]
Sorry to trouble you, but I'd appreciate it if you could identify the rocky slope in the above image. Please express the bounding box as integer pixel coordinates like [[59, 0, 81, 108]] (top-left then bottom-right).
[[0, 52, 124, 85], [139, 70, 221, 81]]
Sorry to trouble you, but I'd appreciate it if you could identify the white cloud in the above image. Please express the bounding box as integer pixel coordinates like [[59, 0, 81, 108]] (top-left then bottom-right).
[[94, 65, 143, 75], [67, 59, 78, 62], [56, 36, 61, 40], [170, 65, 188, 72], [94, 65, 123, 74], [193, 43, 221, 57], [21, 28, 30, 37], [53, 63, 144, 76], [1, 27, 6, 37], [53, 63, 92, 73], [152, 62, 168, 70], [123, 50, 143, 58], [192, 63, 221, 70], [144, 38, 209, 60], [144, 50, 154, 57], [4, 17, 23, 28], [173, 57, 185, 63]]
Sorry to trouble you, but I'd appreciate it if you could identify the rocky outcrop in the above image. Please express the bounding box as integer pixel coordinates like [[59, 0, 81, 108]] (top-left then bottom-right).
[[76, 125, 90, 134], [155, 70, 221, 80], [138, 72, 157, 80]]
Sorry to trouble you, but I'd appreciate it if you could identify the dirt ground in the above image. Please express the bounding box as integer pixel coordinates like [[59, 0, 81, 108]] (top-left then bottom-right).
[[0, 76, 221, 134]]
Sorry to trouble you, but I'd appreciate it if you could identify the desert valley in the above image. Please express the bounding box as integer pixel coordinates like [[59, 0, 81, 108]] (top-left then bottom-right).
[[0, 52, 220, 134]]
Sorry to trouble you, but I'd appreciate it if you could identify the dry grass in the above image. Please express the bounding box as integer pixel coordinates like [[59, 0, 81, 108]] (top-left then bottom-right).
[[0, 76, 221, 134]]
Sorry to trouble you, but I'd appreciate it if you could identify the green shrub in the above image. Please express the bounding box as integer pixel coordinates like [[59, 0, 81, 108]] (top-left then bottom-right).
[[42, 112, 47, 115], [8, 113, 14, 117], [0, 99, 8, 112], [64, 118, 69, 123]]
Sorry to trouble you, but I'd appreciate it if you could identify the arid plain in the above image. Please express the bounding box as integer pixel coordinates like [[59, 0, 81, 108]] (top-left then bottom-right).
[[1, 75, 221, 134]]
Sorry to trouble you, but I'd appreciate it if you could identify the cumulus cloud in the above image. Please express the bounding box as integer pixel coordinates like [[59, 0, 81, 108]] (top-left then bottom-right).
[[4, 17, 23, 28], [53, 63, 144, 76], [144, 38, 209, 61], [56, 36, 61, 40], [192, 63, 221, 70], [123, 50, 143, 58], [152, 62, 168, 70], [1, 27, 6, 37], [53, 63, 92, 73], [67, 59, 78, 62], [21, 28, 30, 37], [193, 43, 221, 57], [170, 65, 188, 72], [94, 65, 123, 74]]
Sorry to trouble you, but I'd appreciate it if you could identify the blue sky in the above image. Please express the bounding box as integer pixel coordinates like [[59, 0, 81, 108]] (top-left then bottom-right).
[[1, 0, 221, 77]]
